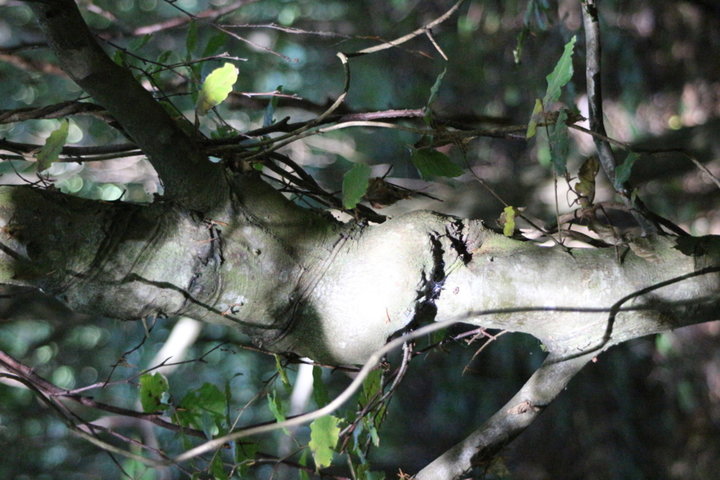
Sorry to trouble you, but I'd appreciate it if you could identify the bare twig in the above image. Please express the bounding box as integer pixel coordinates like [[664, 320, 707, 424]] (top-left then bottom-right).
[[581, 1, 657, 236], [0, 349, 207, 438], [133, 0, 259, 36], [347, 0, 468, 57]]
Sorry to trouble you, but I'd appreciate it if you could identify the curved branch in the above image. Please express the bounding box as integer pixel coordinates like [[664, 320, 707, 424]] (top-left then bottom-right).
[[415, 352, 594, 480], [29, 0, 227, 211], [347, 0, 468, 57]]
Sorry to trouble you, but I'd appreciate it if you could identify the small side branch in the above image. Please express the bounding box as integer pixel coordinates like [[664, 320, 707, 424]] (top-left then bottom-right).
[[415, 351, 595, 480], [581, 0, 656, 235], [581, 0, 615, 185]]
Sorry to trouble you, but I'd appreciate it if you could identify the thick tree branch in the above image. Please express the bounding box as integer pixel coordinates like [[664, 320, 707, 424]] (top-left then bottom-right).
[[28, 0, 227, 211]]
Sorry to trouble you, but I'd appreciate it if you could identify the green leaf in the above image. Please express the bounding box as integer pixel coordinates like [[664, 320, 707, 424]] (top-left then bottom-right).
[[112, 49, 126, 66], [195, 62, 239, 115], [298, 450, 311, 480], [211, 455, 228, 480], [186, 21, 198, 55], [312, 366, 330, 408], [548, 109, 569, 175], [614, 152, 638, 191], [424, 68, 446, 125], [427, 68, 446, 107], [37, 119, 69, 172], [273, 354, 291, 390], [502, 206, 517, 237], [202, 32, 228, 58], [309, 415, 340, 470], [129, 34, 152, 52], [528, 36, 576, 139], [176, 383, 227, 436], [363, 417, 381, 447], [156, 50, 174, 65], [359, 368, 382, 408], [355, 463, 386, 480], [342, 163, 371, 209], [266, 391, 289, 435], [139, 373, 169, 413], [410, 149, 463, 180], [543, 36, 576, 105], [234, 441, 258, 476]]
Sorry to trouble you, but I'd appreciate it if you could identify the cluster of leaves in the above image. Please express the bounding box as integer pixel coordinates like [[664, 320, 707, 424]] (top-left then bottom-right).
[[136, 359, 390, 479]]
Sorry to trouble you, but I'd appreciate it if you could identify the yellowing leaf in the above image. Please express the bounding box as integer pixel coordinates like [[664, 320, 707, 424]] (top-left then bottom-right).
[[196, 63, 239, 115], [309, 415, 340, 470], [37, 119, 69, 172], [575, 156, 599, 207], [502, 206, 517, 237], [526, 98, 543, 139]]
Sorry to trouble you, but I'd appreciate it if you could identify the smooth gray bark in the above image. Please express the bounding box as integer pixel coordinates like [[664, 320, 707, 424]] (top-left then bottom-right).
[[2, 181, 718, 365]]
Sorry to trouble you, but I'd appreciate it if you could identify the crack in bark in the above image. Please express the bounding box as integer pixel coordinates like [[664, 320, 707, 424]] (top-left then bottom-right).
[[405, 219, 477, 336], [446, 218, 472, 264], [404, 232, 447, 332]]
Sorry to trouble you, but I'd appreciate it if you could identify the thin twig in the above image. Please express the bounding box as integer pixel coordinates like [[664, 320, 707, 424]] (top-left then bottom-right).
[[133, 0, 259, 36], [347, 0, 468, 57]]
